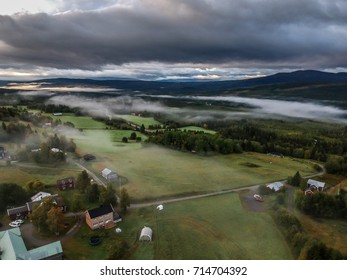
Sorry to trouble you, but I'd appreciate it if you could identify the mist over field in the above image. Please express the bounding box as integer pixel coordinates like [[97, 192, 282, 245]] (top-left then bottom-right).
[[46, 93, 347, 124]]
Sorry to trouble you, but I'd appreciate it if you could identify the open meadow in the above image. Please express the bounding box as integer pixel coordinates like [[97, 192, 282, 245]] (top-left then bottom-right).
[[121, 114, 162, 128], [48, 113, 107, 129], [62, 192, 292, 260], [73, 128, 315, 201]]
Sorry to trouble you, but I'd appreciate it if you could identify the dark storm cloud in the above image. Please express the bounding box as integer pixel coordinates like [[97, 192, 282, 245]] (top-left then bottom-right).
[[0, 0, 347, 70]]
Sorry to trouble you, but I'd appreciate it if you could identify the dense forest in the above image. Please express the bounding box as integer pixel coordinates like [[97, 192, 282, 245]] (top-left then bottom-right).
[[147, 120, 347, 163]]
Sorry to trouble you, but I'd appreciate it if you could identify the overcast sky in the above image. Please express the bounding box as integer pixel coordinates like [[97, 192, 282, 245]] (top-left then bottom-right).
[[0, 0, 347, 80]]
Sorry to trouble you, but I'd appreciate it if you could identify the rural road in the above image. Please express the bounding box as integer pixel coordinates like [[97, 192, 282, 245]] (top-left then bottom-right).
[[67, 157, 107, 188], [67, 156, 326, 210], [129, 184, 262, 209]]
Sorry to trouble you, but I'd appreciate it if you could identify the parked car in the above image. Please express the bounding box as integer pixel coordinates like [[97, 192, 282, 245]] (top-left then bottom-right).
[[254, 194, 264, 202], [9, 220, 22, 227]]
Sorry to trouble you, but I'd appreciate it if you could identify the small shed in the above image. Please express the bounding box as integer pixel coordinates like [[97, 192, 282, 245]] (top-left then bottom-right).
[[139, 226, 152, 241], [101, 168, 118, 181], [266, 182, 284, 192]]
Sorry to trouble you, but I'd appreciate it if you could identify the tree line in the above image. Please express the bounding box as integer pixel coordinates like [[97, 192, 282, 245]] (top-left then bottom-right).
[[148, 129, 242, 154], [295, 190, 347, 219], [219, 122, 347, 161]]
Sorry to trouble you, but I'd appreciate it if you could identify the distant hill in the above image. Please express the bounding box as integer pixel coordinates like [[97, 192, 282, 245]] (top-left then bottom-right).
[[2, 70, 347, 93]]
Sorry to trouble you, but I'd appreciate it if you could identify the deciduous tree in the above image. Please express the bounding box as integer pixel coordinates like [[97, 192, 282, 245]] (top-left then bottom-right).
[[46, 206, 64, 234]]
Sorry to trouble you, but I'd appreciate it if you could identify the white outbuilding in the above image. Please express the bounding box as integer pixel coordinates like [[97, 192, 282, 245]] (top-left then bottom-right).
[[266, 181, 284, 192], [139, 226, 153, 241], [101, 168, 118, 181]]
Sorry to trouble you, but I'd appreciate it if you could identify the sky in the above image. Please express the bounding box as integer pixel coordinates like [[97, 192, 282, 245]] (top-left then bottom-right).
[[0, 0, 347, 80]]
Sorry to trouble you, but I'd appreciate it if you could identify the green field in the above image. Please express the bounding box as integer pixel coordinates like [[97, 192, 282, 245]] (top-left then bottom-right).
[[48, 114, 106, 129], [73, 129, 147, 155], [120, 193, 292, 259], [178, 126, 216, 134], [121, 114, 162, 128], [62, 193, 291, 260], [0, 164, 81, 186], [72, 129, 315, 201]]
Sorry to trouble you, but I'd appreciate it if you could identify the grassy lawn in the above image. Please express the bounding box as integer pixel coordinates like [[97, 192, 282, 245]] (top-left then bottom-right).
[[62, 223, 110, 260], [121, 114, 162, 128], [75, 137, 315, 201], [121, 193, 292, 259], [178, 126, 216, 134], [47, 113, 106, 129]]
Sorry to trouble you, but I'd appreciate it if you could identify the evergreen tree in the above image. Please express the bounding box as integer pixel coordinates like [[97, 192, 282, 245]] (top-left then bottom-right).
[[76, 170, 90, 193], [291, 171, 302, 187], [86, 183, 100, 203], [120, 188, 130, 213]]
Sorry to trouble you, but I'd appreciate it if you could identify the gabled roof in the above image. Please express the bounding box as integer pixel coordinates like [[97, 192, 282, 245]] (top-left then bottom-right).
[[7, 194, 61, 216], [31, 192, 52, 202], [7, 205, 29, 216], [87, 204, 114, 219], [101, 168, 115, 176], [20, 241, 63, 260], [267, 181, 284, 191], [0, 228, 27, 260], [0, 228, 62, 260], [307, 179, 325, 188]]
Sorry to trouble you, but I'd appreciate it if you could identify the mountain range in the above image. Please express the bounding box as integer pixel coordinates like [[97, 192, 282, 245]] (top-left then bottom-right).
[[30, 70, 347, 92]]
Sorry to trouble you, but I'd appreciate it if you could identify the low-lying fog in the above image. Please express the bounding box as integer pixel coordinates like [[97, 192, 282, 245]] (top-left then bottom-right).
[[46, 93, 347, 124]]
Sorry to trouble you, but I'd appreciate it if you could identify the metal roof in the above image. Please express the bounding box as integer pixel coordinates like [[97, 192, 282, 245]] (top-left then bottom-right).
[[307, 179, 325, 188], [0, 228, 62, 260], [267, 181, 284, 191]]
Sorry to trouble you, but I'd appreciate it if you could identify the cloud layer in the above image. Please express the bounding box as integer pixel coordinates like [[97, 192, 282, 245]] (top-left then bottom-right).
[[1, 0, 347, 79]]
